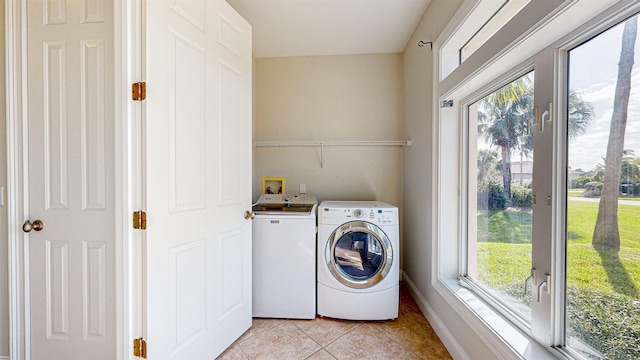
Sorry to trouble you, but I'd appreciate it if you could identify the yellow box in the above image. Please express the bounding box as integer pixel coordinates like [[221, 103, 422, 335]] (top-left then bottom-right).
[[261, 177, 285, 194]]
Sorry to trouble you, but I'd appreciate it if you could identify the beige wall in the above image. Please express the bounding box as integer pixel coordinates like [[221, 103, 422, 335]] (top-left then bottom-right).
[[402, 0, 499, 358], [1, 0, 9, 356], [253, 54, 404, 208]]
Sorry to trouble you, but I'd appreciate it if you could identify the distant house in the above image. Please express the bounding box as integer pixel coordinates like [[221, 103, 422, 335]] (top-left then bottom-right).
[[511, 160, 532, 184], [568, 167, 586, 188], [512, 162, 585, 188]]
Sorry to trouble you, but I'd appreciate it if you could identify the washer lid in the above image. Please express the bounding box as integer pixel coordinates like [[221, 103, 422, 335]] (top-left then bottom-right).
[[252, 203, 315, 215], [257, 194, 318, 205]]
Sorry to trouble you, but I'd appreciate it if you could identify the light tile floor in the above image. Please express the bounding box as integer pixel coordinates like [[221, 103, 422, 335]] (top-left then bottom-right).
[[217, 283, 452, 360]]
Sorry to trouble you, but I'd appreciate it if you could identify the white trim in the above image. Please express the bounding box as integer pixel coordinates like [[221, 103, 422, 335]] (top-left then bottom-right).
[[439, 0, 620, 99], [439, 0, 531, 81], [431, 36, 442, 288], [121, 0, 146, 354], [114, 0, 125, 356], [460, 0, 531, 64], [114, 0, 141, 359], [6, 0, 27, 357], [432, 278, 557, 360], [436, 0, 480, 82], [402, 272, 471, 360], [551, 47, 569, 349]]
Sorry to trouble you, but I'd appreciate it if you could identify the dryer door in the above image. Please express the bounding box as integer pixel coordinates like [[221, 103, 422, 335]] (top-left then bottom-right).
[[326, 221, 393, 289]]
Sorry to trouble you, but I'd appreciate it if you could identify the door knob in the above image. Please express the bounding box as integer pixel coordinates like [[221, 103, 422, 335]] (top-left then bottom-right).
[[23, 220, 44, 233], [243, 211, 254, 220]]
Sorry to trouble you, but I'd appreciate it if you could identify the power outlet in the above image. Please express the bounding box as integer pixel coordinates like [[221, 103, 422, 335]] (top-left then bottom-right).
[[299, 184, 306, 194]]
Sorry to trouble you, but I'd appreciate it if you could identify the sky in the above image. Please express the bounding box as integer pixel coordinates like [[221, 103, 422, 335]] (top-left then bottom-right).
[[568, 17, 640, 172], [474, 16, 640, 175]]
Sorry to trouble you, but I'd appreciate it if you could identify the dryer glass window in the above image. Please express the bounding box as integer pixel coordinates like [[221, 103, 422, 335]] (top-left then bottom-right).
[[334, 232, 384, 280]]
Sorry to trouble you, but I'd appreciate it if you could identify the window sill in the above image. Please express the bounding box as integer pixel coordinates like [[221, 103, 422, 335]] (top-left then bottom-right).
[[435, 278, 560, 360]]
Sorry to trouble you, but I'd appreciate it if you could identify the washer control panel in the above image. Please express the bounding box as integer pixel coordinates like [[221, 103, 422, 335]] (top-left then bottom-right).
[[319, 201, 398, 226]]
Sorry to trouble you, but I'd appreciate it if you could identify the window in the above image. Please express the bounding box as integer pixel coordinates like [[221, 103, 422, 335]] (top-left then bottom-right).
[[459, 0, 530, 64], [440, 0, 529, 80], [466, 72, 534, 325], [460, 11, 640, 360], [565, 16, 640, 359]]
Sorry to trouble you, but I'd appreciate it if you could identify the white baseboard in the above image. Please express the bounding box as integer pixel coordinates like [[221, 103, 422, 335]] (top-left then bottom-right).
[[402, 271, 471, 360], [0, 356, 10, 360]]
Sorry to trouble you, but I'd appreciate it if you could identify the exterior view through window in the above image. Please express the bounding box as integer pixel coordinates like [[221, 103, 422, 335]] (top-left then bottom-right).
[[461, 5, 640, 359], [467, 72, 534, 322], [566, 15, 640, 359]]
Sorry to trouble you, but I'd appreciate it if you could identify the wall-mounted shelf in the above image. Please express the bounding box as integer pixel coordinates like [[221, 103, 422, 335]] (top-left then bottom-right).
[[254, 140, 411, 147], [253, 140, 412, 168]]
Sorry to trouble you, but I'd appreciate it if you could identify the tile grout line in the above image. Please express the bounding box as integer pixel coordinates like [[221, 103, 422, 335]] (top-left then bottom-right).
[[294, 318, 363, 360], [373, 322, 419, 360], [291, 321, 326, 359], [238, 318, 288, 344], [222, 284, 449, 360], [292, 320, 325, 360], [317, 321, 364, 360]]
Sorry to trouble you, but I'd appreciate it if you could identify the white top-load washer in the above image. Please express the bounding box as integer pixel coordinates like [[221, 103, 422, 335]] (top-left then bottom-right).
[[317, 201, 399, 320], [251, 194, 317, 319]]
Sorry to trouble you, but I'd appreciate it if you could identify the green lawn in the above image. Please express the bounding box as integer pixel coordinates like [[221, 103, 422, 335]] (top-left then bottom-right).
[[475, 200, 640, 358], [476, 210, 532, 244], [567, 188, 640, 201], [566, 201, 640, 298], [477, 201, 640, 298], [567, 188, 584, 197]]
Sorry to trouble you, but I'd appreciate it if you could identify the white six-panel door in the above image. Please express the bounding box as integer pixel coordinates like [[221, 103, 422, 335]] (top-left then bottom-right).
[[25, 0, 116, 359], [145, 1, 253, 358]]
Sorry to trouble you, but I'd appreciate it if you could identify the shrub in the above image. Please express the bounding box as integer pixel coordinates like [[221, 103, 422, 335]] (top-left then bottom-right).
[[573, 175, 595, 189], [478, 181, 506, 210], [510, 185, 533, 208], [491, 283, 640, 359], [566, 286, 640, 359], [584, 181, 603, 198]]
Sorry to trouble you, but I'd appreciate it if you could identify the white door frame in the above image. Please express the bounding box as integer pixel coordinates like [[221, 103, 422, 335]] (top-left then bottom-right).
[[5, 0, 142, 358]]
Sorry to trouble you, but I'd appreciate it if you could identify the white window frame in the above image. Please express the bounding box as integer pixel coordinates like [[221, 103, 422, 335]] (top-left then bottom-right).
[[459, 63, 536, 336], [460, 0, 531, 64], [432, 0, 639, 359], [440, 0, 530, 81]]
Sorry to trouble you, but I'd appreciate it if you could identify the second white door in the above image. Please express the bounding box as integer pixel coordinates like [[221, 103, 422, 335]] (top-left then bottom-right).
[[26, 0, 116, 359], [145, 1, 253, 358]]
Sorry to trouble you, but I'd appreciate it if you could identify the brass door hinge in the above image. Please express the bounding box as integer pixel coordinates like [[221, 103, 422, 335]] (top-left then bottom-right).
[[132, 82, 146, 101], [133, 337, 147, 358], [133, 211, 147, 230]]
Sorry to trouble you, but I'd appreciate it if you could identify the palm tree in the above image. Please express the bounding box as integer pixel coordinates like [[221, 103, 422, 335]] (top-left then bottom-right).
[[620, 150, 640, 186], [588, 151, 638, 187], [477, 75, 594, 204], [489, 74, 534, 106], [477, 149, 501, 182], [593, 17, 638, 250], [591, 161, 606, 183], [568, 90, 595, 139], [477, 75, 534, 201]]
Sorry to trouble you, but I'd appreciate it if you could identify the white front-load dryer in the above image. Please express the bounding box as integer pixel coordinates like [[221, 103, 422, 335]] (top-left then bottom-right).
[[317, 201, 399, 320]]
